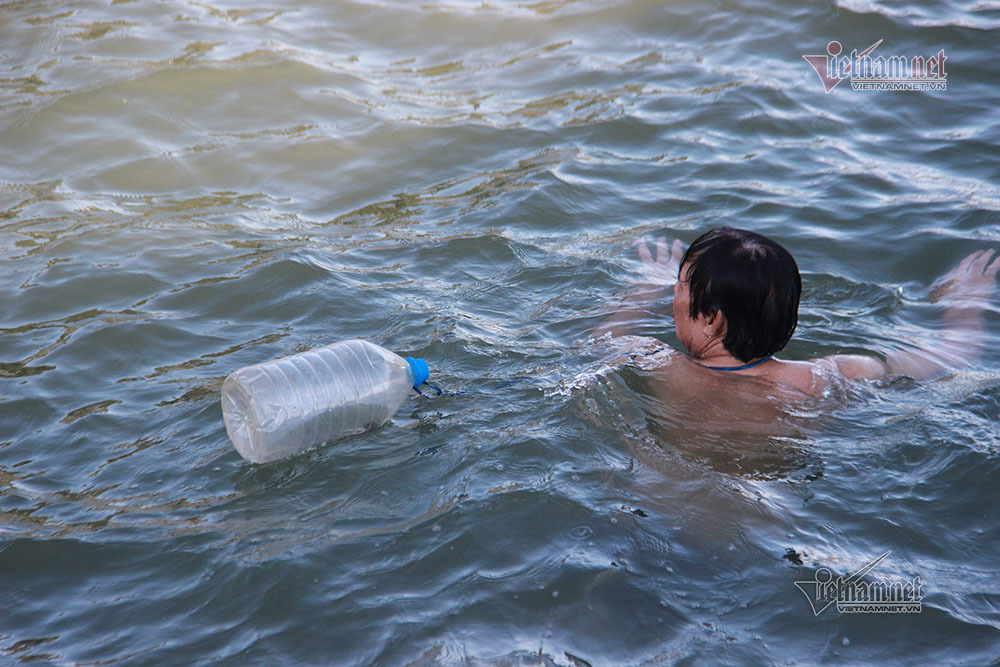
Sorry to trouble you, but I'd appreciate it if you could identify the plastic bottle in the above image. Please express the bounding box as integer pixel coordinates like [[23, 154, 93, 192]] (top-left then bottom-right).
[[221, 339, 431, 463]]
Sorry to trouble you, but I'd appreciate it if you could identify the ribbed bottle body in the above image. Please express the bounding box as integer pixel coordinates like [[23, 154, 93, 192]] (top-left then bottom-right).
[[222, 340, 413, 463]]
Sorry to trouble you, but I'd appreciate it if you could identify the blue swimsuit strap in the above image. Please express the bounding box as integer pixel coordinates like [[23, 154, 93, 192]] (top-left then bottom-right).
[[703, 355, 773, 372]]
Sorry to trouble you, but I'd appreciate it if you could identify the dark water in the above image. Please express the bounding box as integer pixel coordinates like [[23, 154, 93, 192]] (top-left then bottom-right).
[[3, 0, 1000, 663]]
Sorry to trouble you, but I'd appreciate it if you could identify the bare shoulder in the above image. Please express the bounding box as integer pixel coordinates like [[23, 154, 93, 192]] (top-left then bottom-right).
[[769, 354, 888, 396], [817, 354, 888, 381], [768, 359, 826, 395]]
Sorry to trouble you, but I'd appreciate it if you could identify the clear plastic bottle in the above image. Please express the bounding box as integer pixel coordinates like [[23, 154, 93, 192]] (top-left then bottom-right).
[[221, 339, 430, 463]]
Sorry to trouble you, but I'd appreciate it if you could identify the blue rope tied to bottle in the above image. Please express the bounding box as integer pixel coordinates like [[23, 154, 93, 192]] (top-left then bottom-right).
[[406, 356, 443, 396], [413, 381, 443, 396]]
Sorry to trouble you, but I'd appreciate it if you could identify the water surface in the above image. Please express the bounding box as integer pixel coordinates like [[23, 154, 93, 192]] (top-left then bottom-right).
[[2, 0, 1000, 663]]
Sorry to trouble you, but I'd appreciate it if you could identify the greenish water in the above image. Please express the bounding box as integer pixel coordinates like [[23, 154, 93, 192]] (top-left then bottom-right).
[[2, 0, 1000, 664]]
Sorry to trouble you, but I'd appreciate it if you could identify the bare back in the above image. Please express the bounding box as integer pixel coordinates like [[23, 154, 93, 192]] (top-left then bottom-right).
[[602, 336, 846, 476]]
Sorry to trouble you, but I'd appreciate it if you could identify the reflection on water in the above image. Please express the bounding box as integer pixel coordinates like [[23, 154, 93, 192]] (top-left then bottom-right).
[[3, 0, 1000, 663]]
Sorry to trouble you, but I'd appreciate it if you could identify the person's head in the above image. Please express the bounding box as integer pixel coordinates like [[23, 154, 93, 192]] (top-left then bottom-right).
[[673, 227, 801, 362]]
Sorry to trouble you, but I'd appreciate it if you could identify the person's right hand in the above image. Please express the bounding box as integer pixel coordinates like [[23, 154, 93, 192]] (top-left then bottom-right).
[[636, 236, 685, 287], [928, 249, 1000, 305]]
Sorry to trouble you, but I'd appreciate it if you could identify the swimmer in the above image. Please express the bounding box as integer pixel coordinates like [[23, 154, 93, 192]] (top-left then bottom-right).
[[596, 227, 1000, 397]]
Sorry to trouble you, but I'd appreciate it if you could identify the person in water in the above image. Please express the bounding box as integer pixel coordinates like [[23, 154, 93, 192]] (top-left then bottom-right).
[[597, 227, 1000, 396]]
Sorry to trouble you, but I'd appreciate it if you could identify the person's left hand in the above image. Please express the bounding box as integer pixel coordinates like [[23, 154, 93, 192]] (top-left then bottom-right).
[[928, 249, 1000, 304], [636, 236, 684, 287]]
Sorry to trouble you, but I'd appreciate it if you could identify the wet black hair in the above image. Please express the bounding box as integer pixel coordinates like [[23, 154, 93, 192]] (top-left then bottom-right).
[[679, 227, 801, 362]]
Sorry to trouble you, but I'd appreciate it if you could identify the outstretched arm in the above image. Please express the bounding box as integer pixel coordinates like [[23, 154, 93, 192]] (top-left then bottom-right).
[[826, 249, 1000, 381], [593, 237, 684, 339]]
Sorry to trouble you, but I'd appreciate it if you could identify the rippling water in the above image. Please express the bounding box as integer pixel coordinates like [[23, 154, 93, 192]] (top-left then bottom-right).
[[3, 0, 1000, 663]]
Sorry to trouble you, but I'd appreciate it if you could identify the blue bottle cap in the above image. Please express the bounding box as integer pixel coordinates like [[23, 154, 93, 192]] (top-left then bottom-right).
[[405, 357, 429, 389]]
